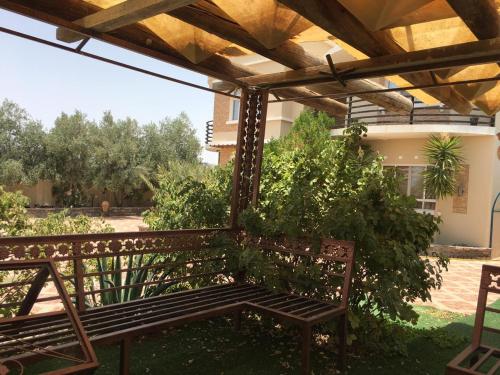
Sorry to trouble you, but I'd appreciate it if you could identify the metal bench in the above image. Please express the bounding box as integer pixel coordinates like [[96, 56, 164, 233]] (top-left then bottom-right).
[[0, 230, 355, 375], [446, 264, 500, 375]]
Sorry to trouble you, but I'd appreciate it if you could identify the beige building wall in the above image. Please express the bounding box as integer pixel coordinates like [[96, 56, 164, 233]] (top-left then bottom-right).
[[6, 180, 55, 207], [218, 147, 236, 166], [369, 136, 496, 248]]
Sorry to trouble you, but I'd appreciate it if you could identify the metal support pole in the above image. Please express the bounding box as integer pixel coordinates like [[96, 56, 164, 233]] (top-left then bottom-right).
[[489, 192, 500, 248], [409, 95, 415, 124], [347, 96, 353, 126], [229, 88, 269, 228]]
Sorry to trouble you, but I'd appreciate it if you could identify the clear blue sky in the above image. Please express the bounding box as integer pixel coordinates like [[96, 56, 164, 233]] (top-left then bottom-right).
[[0, 9, 218, 164]]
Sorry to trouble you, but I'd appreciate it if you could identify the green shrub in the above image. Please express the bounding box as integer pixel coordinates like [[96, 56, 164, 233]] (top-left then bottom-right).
[[143, 162, 231, 230], [25, 209, 114, 236], [141, 111, 450, 351], [240, 112, 447, 324], [0, 186, 30, 236]]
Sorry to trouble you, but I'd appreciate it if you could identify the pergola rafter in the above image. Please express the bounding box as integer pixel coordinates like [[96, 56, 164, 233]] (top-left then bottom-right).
[[56, 0, 198, 43], [241, 38, 500, 89]]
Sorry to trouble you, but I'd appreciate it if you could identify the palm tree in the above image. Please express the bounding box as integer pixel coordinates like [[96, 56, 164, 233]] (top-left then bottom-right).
[[423, 135, 464, 199]]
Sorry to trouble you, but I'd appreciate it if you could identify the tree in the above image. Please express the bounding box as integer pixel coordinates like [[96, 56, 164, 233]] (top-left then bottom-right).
[[141, 112, 201, 172], [423, 135, 464, 199], [0, 100, 47, 185], [145, 110, 448, 335], [46, 111, 95, 206], [91, 112, 144, 207], [143, 161, 231, 230]]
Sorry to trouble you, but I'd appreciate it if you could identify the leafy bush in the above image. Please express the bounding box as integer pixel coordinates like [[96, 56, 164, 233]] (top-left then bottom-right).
[[139, 111, 452, 353], [240, 112, 447, 324], [143, 162, 231, 230], [26, 209, 114, 236], [0, 186, 30, 236]]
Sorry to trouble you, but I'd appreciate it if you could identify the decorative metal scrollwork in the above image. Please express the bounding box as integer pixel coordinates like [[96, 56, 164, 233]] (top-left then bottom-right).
[[230, 88, 269, 227]]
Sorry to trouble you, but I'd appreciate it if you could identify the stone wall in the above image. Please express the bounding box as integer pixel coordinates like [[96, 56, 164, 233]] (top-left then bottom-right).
[[429, 244, 492, 259], [27, 207, 150, 218]]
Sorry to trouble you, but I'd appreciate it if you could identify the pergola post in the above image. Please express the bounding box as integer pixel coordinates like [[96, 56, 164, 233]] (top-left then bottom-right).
[[230, 88, 269, 229]]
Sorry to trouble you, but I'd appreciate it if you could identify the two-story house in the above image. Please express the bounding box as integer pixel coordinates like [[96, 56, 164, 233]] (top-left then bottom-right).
[[206, 40, 500, 257]]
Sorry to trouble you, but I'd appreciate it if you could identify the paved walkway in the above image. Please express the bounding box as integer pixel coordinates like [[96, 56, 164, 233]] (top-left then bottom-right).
[[103, 215, 145, 232], [416, 258, 499, 314]]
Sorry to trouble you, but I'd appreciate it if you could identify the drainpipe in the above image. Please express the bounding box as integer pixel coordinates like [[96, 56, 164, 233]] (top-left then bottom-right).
[[489, 192, 500, 248]]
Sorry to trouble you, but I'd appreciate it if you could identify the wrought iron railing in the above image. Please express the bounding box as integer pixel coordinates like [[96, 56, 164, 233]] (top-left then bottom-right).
[[205, 120, 214, 144], [335, 95, 495, 128], [0, 228, 234, 313]]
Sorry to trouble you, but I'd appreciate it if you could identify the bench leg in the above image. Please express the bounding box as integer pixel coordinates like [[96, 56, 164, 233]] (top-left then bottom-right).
[[120, 337, 132, 375], [301, 325, 312, 375], [337, 314, 347, 372]]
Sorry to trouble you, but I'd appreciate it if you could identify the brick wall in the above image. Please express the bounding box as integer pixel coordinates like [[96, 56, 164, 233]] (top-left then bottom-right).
[[213, 93, 232, 132], [219, 147, 236, 165]]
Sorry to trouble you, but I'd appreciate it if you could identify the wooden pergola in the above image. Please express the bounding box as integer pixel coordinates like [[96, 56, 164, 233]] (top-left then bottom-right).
[[0, 1, 500, 374], [2, 0, 498, 223]]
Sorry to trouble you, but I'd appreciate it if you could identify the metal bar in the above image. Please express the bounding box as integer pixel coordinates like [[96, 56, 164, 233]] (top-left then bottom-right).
[[347, 96, 352, 126], [268, 75, 500, 103], [17, 265, 50, 316], [0, 26, 240, 99], [75, 37, 89, 52], [72, 242, 86, 312], [251, 90, 269, 206], [325, 54, 346, 87], [409, 95, 415, 124]]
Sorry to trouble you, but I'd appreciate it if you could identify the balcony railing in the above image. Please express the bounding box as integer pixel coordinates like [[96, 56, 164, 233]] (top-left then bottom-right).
[[205, 120, 213, 145], [334, 95, 495, 129]]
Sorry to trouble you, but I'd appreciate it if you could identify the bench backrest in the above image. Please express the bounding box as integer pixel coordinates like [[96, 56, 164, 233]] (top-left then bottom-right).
[[243, 235, 355, 308], [472, 264, 500, 347], [0, 229, 233, 313]]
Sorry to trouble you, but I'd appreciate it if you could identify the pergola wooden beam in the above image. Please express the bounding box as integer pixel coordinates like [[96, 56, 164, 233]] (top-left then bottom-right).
[[241, 37, 500, 89], [447, 0, 499, 40], [0, 0, 346, 115], [170, 5, 412, 114], [278, 0, 473, 114], [0, 0, 347, 116], [57, 0, 197, 43]]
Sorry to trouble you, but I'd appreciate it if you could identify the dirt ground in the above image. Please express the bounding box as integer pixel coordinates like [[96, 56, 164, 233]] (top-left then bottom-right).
[[103, 215, 145, 232]]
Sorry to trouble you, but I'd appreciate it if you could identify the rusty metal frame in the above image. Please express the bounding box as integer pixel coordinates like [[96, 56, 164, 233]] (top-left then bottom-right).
[[446, 264, 500, 374], [0, 231, 355, 375], [0, 259, 98, 375], [0, 228, 234, 313], [230, 88, 269, 228]]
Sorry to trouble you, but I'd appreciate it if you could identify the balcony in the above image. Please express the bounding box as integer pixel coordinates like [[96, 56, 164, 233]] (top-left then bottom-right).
[[205, 120, 213, 145], [334, 95, 495, 129]]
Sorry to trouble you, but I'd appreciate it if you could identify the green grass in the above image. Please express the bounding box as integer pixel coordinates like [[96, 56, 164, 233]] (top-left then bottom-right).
[[27, 300, 500, 375]]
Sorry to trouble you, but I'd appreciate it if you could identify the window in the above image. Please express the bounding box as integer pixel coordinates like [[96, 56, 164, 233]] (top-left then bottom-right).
[[389, 165, 436, 214], [231, 98, 240, 121], [230, 89, 241, 121]]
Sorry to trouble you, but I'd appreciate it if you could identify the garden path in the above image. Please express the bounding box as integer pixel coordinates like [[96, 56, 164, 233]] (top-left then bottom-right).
[[416, 258, 499, 314]]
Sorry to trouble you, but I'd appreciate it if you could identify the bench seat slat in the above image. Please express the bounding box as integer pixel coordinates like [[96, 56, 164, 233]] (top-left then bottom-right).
[[0, 284, 269, 348], [0, 284, 245, 335]]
